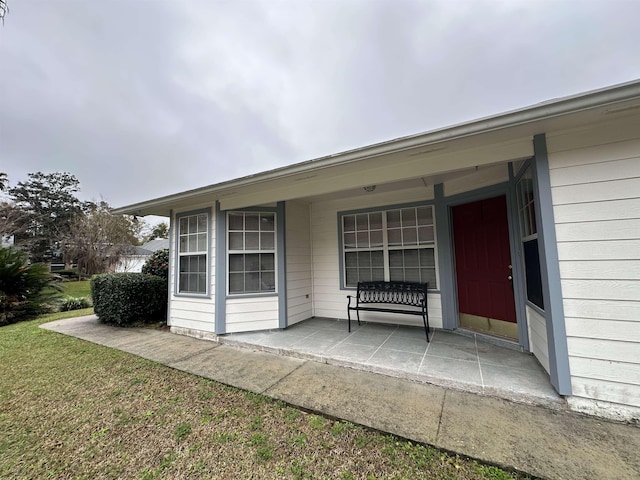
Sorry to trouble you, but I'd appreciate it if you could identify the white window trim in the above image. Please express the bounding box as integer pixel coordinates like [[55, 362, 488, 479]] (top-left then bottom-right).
[[226, 210, 278, 296], [340, 204, 438, 289], [175, 209, 210, 297]]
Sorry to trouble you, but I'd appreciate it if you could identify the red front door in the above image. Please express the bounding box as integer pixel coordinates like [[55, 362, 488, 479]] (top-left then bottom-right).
[[452, 196, 517, 338]]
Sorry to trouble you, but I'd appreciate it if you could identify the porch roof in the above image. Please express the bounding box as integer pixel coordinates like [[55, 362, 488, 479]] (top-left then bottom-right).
[[113, 79, 640, 217]]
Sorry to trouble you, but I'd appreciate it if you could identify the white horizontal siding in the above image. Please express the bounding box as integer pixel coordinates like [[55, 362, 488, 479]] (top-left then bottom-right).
[[527, 306, 549, 374], [549, 124, 640, 409], [225, 296, 279, 333], [286, 201, 313, 325]]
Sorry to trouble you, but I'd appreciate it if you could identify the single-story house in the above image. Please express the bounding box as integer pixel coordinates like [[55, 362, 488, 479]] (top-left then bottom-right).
[[115, 238, 169, 273], [114, 80, 640, 421]]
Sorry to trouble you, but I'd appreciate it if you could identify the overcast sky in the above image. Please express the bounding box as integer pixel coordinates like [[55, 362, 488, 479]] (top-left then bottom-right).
[[1, 0, 640, 214]]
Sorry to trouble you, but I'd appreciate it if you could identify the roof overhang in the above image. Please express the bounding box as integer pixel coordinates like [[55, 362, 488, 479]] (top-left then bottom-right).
[[113, 79, 640, 216]]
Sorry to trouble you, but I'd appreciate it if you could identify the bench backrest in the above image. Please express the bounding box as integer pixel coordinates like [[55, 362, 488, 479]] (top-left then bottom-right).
[[356, 281, 428, 307]]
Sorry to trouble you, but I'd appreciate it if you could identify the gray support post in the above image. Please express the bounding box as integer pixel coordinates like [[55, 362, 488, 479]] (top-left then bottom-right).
[[434, 183, 456, 330], [533, 134, 572, 395], [277, 201, 288, 329], [215, 201, 227, 334]]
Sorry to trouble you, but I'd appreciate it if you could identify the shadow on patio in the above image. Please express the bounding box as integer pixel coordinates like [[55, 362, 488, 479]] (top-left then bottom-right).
[[221, 317, 563, 408]]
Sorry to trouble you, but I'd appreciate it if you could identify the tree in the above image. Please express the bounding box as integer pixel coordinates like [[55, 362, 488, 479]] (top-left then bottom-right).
[[0, 173, 7, 192], [141, 221, 169, 244], [0, 1, 8, 25], [62, 201, 139, 277], [9, 172, 85, 262], [0, 201, 30, 245]]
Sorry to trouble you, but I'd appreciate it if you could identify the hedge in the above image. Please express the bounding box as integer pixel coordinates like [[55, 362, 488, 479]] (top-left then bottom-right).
[[91, 273, 167, 326]]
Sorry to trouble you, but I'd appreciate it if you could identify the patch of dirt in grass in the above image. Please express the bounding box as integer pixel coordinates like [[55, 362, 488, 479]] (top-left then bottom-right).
[[0, 317, 533, 479]]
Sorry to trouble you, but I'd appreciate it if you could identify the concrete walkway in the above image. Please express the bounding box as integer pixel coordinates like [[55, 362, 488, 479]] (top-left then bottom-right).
[[41, 315, 640, 480]]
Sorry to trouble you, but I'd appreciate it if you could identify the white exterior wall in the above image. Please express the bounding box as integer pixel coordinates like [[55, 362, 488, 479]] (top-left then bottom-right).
[[310, 186, 443, 328], [286, 201, 313, 325], [225, 296, 279, 333], [168, 205, 216, 334], [547, 116, 640, 415], [527, 306, 550, 373]]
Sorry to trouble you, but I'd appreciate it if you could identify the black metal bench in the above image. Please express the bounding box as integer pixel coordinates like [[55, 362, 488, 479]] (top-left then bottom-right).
[[347, 281, 430, 342]]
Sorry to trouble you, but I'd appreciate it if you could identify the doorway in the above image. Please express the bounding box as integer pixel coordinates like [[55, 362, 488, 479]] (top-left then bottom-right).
[[452, 195, 518, 340]]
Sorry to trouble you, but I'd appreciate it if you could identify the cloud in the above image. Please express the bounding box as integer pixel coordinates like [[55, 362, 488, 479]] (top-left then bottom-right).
[[1, 0, 639, 211]]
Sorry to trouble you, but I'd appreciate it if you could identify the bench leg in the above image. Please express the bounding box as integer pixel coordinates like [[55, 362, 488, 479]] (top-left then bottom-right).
[[347, 309, 351, 332], [356, 309, 361, 327], [422, 312, 430, 342]]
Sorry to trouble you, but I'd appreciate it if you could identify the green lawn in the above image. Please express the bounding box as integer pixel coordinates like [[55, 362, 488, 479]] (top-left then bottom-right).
[[60, 280, 92, 298], [0, 312, 529, 480]]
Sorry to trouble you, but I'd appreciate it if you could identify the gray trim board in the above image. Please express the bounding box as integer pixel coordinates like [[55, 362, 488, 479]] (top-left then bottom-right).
[[277, 201, 287, 329], [167, 209, 173, 326], [506, 164, 530, 351], [532, 134, 572, 395], [215, 201, 226, 334], [434, 183, 456, 330]]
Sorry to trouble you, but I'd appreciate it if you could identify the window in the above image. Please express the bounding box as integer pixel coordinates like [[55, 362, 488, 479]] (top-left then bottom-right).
[[228, 211, 276, 294], [341, 205, 436, 288], [177, 211, 209, 295], [516, 166, 544, 309]]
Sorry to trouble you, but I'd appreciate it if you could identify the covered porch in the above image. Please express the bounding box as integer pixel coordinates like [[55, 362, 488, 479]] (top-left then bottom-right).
[[223, 317, 562, 408]]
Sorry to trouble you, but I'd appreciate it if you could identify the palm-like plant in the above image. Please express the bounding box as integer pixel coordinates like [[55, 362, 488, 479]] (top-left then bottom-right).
[[0, 246, 61, 325]]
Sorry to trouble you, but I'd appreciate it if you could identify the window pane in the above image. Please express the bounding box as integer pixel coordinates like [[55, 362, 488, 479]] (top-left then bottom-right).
[[359, 269, 372, 282], [229, 254, 244, 272], [198, 255, 207, 273], [370, 230, 383, 247], [188, 216, 197, 233], [229, 232, 243, 250], [388, 229, 402, 246], [343, 215, 355, 232], [401, 208, 416, 227], [246, 232, 259, 249], [356, 231, 369, 248], [179, 236, 187, 253], [197, 273, 206, 292], [260, 253, 274, 271], [389, 250, 403, 267], [405, 268, 420, 282], [371, 250, 384, 267], [197, 233, 207, 251], [346, 268, 358, 287], [179, 273, 188, 291], [179, 217, 188, 234], [418, 226, 434, 244], [358, 251, 371, 267], [229, 213, 244, 231], [370, 212, 382, 230], [421, 268, 436, 288], [390, 268, 403, 281], [387, 210, 401, 229], [404, 249, 419, 266], [245, 272, 260, 292], [260, 214, 275, 231], [188, 235, 197, 252], [371, 268, 385, 281], [524, 239, 544, 309], [344, 232, 356, 248], [417, 206, 433, 225], [356, 214, 368, 231], [261, 232, 275, 250], [419, 248, 435, 267], [245, 253, 260, 271], [261, 272, 275, 291], [245, 214, 259, 231], [197, 214, 208, 233], [345, 252, 357, 268], [402, 227, 417, 245], [229, 273, 244, 293], [179, 257, 188, 273]]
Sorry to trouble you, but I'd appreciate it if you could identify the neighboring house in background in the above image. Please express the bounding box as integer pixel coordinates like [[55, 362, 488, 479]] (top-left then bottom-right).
[[114, 80, 640, 422], [115, 238, 169, 273]]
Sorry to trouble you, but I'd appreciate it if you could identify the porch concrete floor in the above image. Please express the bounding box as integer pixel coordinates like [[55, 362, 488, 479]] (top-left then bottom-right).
[[222, 317, 562, 408]]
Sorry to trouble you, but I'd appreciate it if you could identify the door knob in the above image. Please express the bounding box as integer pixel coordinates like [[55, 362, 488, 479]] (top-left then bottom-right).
[[507, 275, 513, 281]]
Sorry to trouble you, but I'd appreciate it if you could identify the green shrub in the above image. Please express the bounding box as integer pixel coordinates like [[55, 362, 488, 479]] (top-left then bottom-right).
[[0, 246, 61, 326], [141, 249, 169, 281], [59, 296, 93, 312], [91, 273, 167, 326]]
